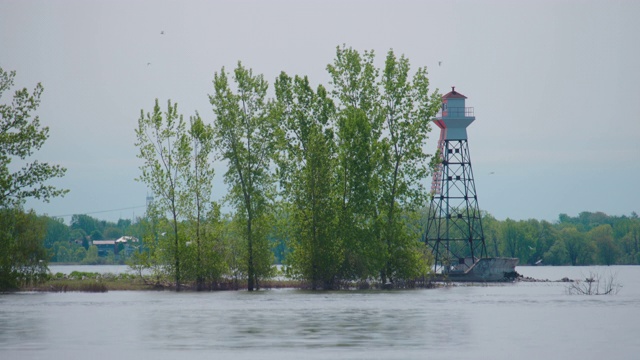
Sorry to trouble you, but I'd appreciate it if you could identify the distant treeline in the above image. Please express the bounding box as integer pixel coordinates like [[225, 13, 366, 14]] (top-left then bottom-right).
[[42, 210, 640, 268], [481, 211, 640, 266]]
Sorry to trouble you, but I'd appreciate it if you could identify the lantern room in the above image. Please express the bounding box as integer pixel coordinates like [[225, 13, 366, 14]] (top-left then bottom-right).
[[434, 86, 476, 140]]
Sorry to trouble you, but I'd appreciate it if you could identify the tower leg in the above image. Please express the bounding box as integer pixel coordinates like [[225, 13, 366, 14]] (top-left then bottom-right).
[[425, 139, 487, 273]]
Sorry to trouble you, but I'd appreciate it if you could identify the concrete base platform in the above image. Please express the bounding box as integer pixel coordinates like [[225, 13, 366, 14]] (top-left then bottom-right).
[[436, 257, 519, 282]]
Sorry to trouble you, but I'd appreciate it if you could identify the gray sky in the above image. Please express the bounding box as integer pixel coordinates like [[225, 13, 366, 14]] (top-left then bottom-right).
[[2, 0, 639, 224]]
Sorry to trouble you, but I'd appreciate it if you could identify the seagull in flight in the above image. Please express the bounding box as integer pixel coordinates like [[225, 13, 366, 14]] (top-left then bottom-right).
[[438, 61, 442, 67]]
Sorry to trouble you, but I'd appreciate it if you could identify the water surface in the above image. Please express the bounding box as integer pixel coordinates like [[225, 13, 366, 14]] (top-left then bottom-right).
[[2, 266, 638, 360]]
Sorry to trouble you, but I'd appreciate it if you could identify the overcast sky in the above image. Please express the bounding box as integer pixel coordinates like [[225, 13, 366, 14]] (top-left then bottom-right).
[[2, 0, 639, 224]]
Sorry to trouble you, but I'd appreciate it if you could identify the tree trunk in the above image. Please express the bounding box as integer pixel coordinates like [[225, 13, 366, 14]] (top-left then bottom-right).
[[247, 211, 254, 291], [172, 211, 181, 292]]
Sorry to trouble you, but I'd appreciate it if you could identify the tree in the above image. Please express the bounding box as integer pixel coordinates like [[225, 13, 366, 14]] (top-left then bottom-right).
[[614, 217, 639, 264], [482, 212, 501, 257], [274, 72, 341, 289], [210, 62, 276, 291], [544, 238, 569, 265], [328, 46, 385, 282], [127, 213, 171, 285], [55, 243, 71, 263], [82, 245, 100, 265], [326, 46, 439, 285], [103, 226, 123, 239], [193, 204, 229, 289], [0, 208, 48, 290], [376, 49, 440, 283], [0, 68, 67, 291], [90, 230, 103, 240], [43, 216, 70, 249], [534, 220, 558, 264], [562, 226, 594, 265], [71, 214, 100, 236], [0, 67, 68, 208], [184, 114, 218, 290], [590, 224, 618, 266], [136, 99, 191, 291], [501, 219, 517, 258]]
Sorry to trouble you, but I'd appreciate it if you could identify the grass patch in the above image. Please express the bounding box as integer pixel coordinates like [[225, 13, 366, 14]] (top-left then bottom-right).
[[22, 272, 437, 292], [26, 272, 156, 292]]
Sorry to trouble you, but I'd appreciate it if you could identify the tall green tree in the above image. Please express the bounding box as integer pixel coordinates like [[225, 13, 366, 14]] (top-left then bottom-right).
[[210, 62, 276, 291], [136, 99, 191, 291], [328, 46, 384, 282], [0, 67, 68, 208], [377, 49, 440, 283], [0, 68, 67, 290], [327, 46, 438, 284], [184, 114, 218, 290], [275, 72, 340, 289]]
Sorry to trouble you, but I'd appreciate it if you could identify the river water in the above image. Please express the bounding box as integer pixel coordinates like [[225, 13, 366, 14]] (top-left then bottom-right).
[[1, 266, 639, 360]]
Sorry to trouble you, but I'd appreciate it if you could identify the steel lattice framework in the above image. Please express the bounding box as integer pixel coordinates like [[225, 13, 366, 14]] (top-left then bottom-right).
[[424, 138, 487, 271]]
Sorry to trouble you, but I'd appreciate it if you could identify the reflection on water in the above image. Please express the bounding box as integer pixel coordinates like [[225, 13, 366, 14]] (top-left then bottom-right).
[[144, 292, 470, 352], [2, 266, 640, 360]]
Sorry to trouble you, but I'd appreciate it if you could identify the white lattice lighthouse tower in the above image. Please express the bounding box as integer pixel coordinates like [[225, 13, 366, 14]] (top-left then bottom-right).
[[424, 87, 487, 271]]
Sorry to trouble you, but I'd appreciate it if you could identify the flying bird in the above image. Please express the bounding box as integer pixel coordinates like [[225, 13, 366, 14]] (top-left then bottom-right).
[[438, 61, 442, 67], [160, 30, 165, 35]]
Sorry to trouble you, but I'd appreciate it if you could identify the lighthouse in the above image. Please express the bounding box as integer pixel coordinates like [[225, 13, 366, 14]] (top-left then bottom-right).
[[424, 87, 489, 275]]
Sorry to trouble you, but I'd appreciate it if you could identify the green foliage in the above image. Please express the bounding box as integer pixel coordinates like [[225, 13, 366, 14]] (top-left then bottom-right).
[[134, 100, 227, 290], [71, 214, 99, 235], [275, 72, 341, 289], [543, 238, 569, 265], [0, 68, 67, 290], [103, 226, 123, 239], [261, 46, 440, 287], [327, 46, 439, 285], [43, 216, 69, 248], [181, 206, 229, 289], [377, 49, 440, 283], [210, 62, 277, 291], [50, 240, 87, 263], [184, 114, 219, 290], [589, 224, 618, 266], [482, 212, 502, 257], [126, 217, 170, 284], [0, 208, 49, 291], [81, 245, 101, 265], [477, 212, 640, 266], [136, 99, 192, 290], [0, 67, 68, 208]]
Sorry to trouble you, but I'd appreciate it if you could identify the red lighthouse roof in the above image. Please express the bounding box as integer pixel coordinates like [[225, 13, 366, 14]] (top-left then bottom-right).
[[442, 86, 467, 99]]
